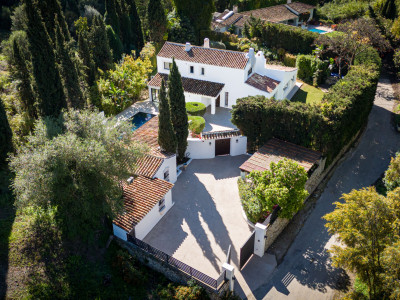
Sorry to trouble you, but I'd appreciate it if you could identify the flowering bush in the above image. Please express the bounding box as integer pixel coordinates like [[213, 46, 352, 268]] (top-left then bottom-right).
[[246, 159, 309, 220]]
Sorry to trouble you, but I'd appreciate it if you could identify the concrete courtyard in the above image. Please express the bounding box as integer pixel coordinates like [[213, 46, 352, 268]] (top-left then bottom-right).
[[203, 107, 237, 132], [143, 155, 252, 278]]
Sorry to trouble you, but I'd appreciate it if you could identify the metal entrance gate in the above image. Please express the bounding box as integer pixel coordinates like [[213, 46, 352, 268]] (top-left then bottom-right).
[[215, 138, 230, 156], [239, 231, 255, 269]]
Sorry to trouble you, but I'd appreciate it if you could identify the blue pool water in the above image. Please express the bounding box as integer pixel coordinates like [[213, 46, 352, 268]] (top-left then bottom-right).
[[131, 112, 155, 131], [308, 28, 327, 34]]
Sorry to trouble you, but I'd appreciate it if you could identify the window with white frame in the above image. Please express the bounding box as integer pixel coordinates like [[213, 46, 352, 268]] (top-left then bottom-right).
[[159, 198, 166, 212], [163, 167, 169, 181], [164, 62, 172, 70]]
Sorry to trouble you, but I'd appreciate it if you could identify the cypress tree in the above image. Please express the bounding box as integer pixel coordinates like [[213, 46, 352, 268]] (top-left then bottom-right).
[[25, 0, 67, 117], [89, 16, 113, 71], [126, 0, 144, 55], [168, 59, 188, 161], [78, 33, 96, 86], [118, 0, 133, 53], [158, 79, 177, 153], [11, 39, 37, 119], [0, 97, 13, 167], [37, 0, 70, 42], [105, 0, 121, 37], [55, 18, 84, 109], [147, 0, 167, 46], [381, 0, 396, 19], [106, 25, 124, 61]]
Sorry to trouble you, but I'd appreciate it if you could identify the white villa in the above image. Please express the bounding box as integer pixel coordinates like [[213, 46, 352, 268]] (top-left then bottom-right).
[[148, 40, 298, 115]]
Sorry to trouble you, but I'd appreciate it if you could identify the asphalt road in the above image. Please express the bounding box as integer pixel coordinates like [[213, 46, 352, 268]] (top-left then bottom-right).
[[250, 74, 400, 300]]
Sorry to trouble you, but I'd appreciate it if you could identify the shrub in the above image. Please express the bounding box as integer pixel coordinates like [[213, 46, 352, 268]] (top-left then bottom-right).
[[393, 48, 400, 75], [186, 102, 206, 116], [188, 116, 205, 134], [283, 53, 297, 67], [296, 54, 329, 85], [113, 250, 145, 285], [238, 178, 264, 224], [384, 152, 400, 191]]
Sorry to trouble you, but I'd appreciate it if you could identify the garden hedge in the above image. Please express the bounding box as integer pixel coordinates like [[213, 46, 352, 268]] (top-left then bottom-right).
[[188, 116, 205, 134], [296, 54, 329, 85], [231, 46, 381, 165], [186, 102, 206, 116]]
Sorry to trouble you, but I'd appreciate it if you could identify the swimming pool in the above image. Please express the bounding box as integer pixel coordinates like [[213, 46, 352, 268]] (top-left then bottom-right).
[[131, 112, 155, 131], [308, 28, 327, 34]]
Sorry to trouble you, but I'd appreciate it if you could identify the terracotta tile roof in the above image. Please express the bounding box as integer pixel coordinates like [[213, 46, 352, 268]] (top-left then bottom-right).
[[148, 73, 225, 98], [131, 116, 174, 158], [234, 14, 251, 28], [240, 5, 298, 23], [266, 64, 297, 72], [245, 73, 280, 93], [157, 42, 249, 69], [134, 154, 163, 178], [113, 176, 174, 232], [202, 129, 241, 140], [287, 2, 315, 14], [240, 138, 322, 173]]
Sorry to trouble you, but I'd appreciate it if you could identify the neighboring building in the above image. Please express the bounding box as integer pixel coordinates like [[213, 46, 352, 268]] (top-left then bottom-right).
[[112, 116, 177, 241], [212, 1, 315, 36], [148, 40, 297, 115], [239, 138, 326, 193]]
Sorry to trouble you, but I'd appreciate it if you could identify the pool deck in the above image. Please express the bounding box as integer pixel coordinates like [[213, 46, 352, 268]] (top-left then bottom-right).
[[307, 24, 333, 34], [116, 99, 158, 121]]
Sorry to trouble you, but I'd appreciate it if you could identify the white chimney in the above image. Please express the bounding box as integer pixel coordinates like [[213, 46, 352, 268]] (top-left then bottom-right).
[[233, 5, 238, 13], [185, 42, 192, 52], [248, 48, 255, 58], [204, 38, 210, 48]]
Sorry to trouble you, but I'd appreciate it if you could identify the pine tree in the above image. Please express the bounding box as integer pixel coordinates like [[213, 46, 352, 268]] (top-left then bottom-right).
[[173, 0, 215, 41], [105, 0, 121, 37], [126, 0, 144, 55], [89, 16, 113, 71], [0, 97, 13, 167], [25, 0, 67, 117], [37, 0, 70, 42], [147, 0, 167, 46], [55, 18, 84, 109], [158, 79, 177, 153], [168, 59, 188, 161], [78, 33, 96, 86], [11, 39, 37, 119], [106, 25, 124, 61]]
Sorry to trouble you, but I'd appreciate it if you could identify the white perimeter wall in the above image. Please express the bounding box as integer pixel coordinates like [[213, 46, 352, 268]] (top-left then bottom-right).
[[186, 138, 215, 159], [154, 155, 177, 183], [135, 189, 173, 240], [113, 224, 128, 241], [230, 136, 247, 156]]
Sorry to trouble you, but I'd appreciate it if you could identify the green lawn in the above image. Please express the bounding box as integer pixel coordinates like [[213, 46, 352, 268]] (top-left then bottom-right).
[[291, 82, 325, 105]]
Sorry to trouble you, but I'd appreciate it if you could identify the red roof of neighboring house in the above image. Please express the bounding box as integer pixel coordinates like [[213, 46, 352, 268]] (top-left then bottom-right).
[[245, 73, 280, 93], [286, 2, 315, 14], [240, 5, 298, 23], [148, 73, 225, 98], [157, 42, 249, 69], [240, 138, 322, 173], [113, 176, 174, 232]]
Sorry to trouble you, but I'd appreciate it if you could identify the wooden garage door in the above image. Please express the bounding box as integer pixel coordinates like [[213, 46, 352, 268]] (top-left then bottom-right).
[[215, 138, 230, 156]]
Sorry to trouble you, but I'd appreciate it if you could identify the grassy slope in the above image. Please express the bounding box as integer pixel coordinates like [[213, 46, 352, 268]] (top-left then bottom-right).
[[291, 82, 325, 105]]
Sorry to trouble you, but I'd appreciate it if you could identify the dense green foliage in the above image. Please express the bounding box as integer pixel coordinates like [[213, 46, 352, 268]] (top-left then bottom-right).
[[105, 0, 121, 37], [186, 102, 206, 116], [318, 0, 370, 23], [240, 159, 309, 223], [188, 116, 205, 134], [324, 187, 400, 299], [173, 0, 215, 40], [25, 0, 67, 117], [168, 59, 188, 161], [244, 18, 319, 54], [147, 0, 167, 45], [90, 15, 114, 71], [296, 54, 329, 85], [0, 97, 13, 166], [78, 32, 96, 86], [127, 0, 144, 54], [384, 152, 400, 191], [106, 24, 124, 60], [36, 0, 70, 42], [9, 109, 146, 239], [167, 9, 196, 44], [232, 48, 380, 163], [158, 79, 177, 153]]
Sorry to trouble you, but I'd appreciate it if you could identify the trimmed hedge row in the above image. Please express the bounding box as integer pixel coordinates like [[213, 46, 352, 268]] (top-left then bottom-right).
[[296, 55, 329, 85], [232, 47, 381, 164], [188, 116, 205, 134], [186, 102, 206, 116]]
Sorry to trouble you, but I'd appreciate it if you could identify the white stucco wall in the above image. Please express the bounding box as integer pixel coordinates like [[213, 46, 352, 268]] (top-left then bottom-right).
[[230, 136, 247, 156], [135, 189, 173, 240], [113, 224, 128, 241], [186, 138, 215, 159], [154, 155, 177, 183]]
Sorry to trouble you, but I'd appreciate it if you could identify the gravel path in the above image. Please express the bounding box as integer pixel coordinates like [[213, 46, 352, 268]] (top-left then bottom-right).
[[249, 74, 400, 300]]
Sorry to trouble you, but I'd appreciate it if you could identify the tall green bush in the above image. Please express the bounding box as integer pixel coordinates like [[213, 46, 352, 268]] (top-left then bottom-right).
[[0, 97, 13, 166], [296, 55, 329, 85]]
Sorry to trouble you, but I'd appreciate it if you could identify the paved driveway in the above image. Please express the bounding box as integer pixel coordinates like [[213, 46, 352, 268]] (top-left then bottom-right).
[[246, 75, 400, 299], [144, 155, 252, 278]]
